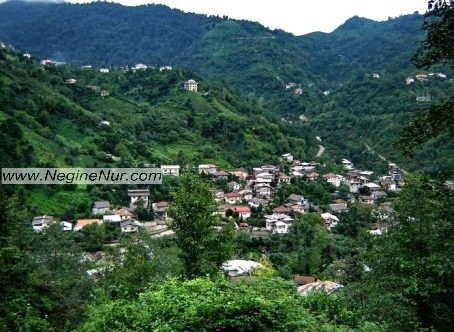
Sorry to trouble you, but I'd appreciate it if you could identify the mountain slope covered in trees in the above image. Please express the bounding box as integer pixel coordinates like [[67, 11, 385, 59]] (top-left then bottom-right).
[[0, 1, 452, 176], [0, 47, 315, 215]]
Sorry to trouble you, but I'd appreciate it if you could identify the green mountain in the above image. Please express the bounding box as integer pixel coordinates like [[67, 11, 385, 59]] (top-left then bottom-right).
[[0, 0, 452, 176], [0, 47, 314, 214]]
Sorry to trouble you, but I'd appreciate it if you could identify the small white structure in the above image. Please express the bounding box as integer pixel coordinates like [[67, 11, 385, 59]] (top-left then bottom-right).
[[91, 201, 111, 215], [321, 212, 339, 229], [198, 164, 217, 175], [60, 221, 73, 231], [103, 214, 122, 223], [184, 79, 198, 92], [161, 165, 180, 177], [159, 66, 173, 71], [265, 214, 294, 233], [99, 68, 109, 73], [133, 63, 147, 70], [32, 215, 56, 232], [222, 260, 263, 277], [65, 78, 77, 84]]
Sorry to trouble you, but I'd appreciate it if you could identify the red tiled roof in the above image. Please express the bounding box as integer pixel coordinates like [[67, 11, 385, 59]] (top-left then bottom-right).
[[232, 206, 251, 213]]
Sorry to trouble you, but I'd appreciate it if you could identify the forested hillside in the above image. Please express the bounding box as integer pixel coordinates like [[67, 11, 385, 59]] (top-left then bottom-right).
[[1, 1, 451, 176], [0, 47, 314, 214]]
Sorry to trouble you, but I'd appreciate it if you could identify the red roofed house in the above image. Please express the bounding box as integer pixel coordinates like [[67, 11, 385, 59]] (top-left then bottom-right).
[[232, 206, 251, 220]]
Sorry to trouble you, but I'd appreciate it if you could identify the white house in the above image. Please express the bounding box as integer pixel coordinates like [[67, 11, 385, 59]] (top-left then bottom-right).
[[254, 183, 273, 198], [103, 214, 122, 223], [222, 260, 263, 277], [161, 165, 180, 177], [321, 212, 339, 229], [184, 79, 198, 92], [255, 172, 274, 183], [198, 164, 217, 175], [32, 215, 56, 232], [265, 214, 294, 233], [232, 206, 251, 220]]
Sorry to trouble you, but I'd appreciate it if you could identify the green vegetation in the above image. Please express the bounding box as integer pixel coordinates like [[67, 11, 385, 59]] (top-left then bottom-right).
[[0, 1, 453, 331], [0, 47, 310, 215], [168, 173, 235, 279], [0, 1, 451, 175]]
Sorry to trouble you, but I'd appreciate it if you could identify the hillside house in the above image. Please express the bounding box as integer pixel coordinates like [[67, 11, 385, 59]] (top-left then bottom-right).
[[91, 201, 111, 215], [273, 205, 292, 215], [103, 214, 121, 223], [255, 172, 274, 183], [184, 79, 198, 92], [298, 281, 343, 296], [277, 172, 291, 184], [232, 206, 251, 220], [225, 192, 244, 204], [231, 168, 249, 180], [198, 164, 217, 175], [120, 219, 143, 233], [265, 214, 294, 234], [213, 189, 225, 201], [329, 202, 348, 213], [247, 197, 269, 208], [288, 194, 306, 206], [214, 170, 229, 181], [222, 260, 263, 277], [161, 165, 180, 177], [323, 173, 343, 187], [359, 196, 375, 205], [254, 183, 274, 198], [321, 213, 339, 229], [115, 208, 134, 220], [282, 153, 294, 162], [364, 182, 381, 192], [32, 215, 56, 232], [238, 189, 253, 201], [307, 172, 319, 181], [128, 189, 150, 209], [153, 201, 169, 219]]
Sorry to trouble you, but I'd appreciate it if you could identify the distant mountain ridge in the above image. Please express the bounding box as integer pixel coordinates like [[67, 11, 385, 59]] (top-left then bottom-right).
[[1, 1, 452, 175]]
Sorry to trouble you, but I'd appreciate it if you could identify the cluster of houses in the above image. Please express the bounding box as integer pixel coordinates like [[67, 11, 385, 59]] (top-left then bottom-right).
[[32, 152, 404, 237]]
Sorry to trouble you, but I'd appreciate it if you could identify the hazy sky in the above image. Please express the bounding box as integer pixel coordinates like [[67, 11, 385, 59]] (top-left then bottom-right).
[[63, 0, 429, 35]]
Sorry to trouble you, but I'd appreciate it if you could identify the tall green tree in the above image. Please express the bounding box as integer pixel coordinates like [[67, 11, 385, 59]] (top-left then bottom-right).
[[345, 175, 454, 331], [168, 174, 235, 279]]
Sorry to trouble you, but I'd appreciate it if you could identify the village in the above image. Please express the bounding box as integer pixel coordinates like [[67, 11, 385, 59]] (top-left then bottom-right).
[[31, 151, 405, 238]]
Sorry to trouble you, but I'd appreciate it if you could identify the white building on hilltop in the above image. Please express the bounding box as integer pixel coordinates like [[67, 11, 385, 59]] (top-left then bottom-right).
[[184, 79, 198, 92]]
